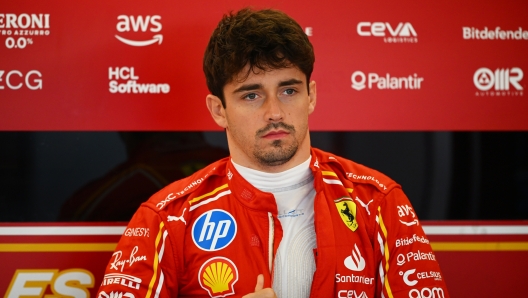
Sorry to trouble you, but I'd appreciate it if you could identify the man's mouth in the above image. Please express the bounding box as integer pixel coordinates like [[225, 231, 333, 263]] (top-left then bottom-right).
[[262, 130, 289, 139], [257, 123, 295, 140]]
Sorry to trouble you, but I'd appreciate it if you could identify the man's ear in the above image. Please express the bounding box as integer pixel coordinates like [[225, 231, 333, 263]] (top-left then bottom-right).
[[308, 80, 317, 115], [206, 94, 227, 128]]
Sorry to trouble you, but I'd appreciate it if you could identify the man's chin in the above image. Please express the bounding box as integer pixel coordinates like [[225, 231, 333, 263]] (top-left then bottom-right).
[[253, 143, 298, 167], [270, 139, 284, 148]]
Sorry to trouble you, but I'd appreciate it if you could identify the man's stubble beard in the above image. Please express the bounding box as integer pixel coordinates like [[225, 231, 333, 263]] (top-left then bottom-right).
[[253, 122, 298, 167]]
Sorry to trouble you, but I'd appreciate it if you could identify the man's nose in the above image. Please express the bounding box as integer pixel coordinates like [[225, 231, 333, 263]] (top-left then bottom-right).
[[264, 95, 283, 122]]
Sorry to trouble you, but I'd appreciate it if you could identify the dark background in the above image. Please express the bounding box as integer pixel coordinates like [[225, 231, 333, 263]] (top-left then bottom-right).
[[0, 131, 527, 222]]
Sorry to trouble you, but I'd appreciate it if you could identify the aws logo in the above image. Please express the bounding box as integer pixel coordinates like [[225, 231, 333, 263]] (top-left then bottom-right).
[[115, 15, 162, 47], [198, 257, 238, 298]]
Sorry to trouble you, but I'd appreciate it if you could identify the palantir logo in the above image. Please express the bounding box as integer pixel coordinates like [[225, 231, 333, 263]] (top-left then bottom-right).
[[351, 70, 424, 90], [474, 67, 524, 96], [351, 71, 366, 90], [192, 209, 237, 251], [115, 15, 162, 46], [357, 22, 417, 43]]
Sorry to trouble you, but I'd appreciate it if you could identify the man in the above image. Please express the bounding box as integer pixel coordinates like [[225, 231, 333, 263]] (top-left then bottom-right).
[[97, 8, 449, 298]]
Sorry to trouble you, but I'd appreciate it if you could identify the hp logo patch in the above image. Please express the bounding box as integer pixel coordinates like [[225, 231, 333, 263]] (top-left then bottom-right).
[[192, 209, 237, 251]]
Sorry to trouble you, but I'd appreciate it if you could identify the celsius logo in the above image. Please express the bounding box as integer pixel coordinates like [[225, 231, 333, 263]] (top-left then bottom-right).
[[399, 269, 443, 287], [357, 22, 417, 43], [0, 14, 50, 49], [351, 71, 424, 90], [192, 209, 237, 251], [116, 15, 162, 46], [0, 70, 42, 90], [474, 67, 524, 97], [400, 269, 418, 286]]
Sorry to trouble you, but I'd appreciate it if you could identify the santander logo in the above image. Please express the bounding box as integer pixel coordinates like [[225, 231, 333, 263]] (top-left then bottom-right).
[[344, 244, 366, 271]]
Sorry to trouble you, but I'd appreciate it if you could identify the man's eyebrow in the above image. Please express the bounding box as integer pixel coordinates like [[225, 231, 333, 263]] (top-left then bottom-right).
[[232, 79, 303, 93], [278, 78, 303, 87], [233, 83, 262, 93]]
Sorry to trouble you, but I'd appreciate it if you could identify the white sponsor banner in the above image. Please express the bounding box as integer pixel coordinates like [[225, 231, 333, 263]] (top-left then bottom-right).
[[2, 225, 528, 236]]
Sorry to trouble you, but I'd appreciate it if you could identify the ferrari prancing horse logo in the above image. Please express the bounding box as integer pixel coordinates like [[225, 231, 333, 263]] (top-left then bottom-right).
[[334, 197, 359, 232]]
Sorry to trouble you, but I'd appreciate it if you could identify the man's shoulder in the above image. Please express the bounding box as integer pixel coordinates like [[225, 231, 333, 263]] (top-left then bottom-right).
[[142, 157, 230, 212], [312, 147, 399, 194]]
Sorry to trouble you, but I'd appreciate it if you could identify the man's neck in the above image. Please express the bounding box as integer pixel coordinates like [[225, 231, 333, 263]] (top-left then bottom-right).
[[228, 142, 312, 173], [231, 157, 312, 191]]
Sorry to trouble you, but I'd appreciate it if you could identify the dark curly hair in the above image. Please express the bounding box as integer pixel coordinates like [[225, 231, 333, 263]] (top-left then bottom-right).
[[203, 8, 315, 107]]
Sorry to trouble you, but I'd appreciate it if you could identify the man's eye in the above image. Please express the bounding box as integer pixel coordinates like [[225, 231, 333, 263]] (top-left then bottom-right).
[[244, 93, 258, 100], [283, 88, 296, 95]]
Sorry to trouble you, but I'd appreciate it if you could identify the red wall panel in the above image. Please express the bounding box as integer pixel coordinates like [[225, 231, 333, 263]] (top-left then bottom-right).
[[1, 0, 527, 130]]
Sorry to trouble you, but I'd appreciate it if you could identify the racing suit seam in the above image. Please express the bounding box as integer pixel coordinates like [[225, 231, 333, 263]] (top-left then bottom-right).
[[138, 204, 182, 295]]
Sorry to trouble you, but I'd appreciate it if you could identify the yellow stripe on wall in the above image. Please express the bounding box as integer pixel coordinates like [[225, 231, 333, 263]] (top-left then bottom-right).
[[431, 242, 528, 251], [0, 243, 117, 252], [2, 241, 528, 252]]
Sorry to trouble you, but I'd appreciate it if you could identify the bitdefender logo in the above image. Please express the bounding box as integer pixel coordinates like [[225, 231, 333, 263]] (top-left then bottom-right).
[[357, 22, 417, 43], [115, 15, 162, 46], [351, 71, 424, 90], [463, 26, 528, 40], [474, 67, 524, 96]]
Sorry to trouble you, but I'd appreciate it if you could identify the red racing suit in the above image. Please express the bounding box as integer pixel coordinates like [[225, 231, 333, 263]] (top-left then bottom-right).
[[96, 148, 449, 298]]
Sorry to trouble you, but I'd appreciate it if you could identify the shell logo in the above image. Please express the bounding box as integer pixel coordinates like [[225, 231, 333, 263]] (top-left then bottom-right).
[[198, 256, 239, 297]]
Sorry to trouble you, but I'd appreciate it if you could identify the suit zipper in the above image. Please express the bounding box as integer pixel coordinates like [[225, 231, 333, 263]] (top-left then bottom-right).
[[268, 211, 274, 274]]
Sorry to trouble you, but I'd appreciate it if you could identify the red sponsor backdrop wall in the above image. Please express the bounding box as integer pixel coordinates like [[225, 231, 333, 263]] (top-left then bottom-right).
[[1, 222, 528, 297], [0, 0, 527, 131], [1, 0, 528, 297]]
